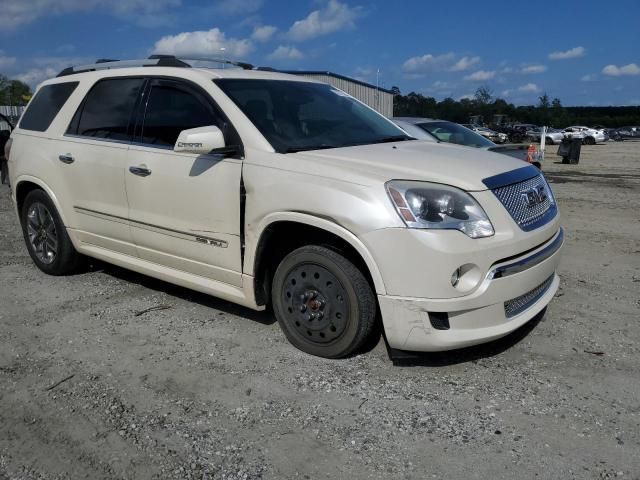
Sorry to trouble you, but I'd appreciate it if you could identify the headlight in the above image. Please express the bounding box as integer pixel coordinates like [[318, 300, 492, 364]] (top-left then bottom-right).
[[386, 181, 494, 238]]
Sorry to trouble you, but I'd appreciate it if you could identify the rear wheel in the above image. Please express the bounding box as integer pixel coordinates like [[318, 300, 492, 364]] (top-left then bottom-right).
[[21, 189, 82, 275], [545, 137, 554, 145], [584, 136, 596, 145], [271, 245, 377, 358]]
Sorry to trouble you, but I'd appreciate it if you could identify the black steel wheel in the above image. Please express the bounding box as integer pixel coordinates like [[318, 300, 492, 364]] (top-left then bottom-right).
[[272, 245, 377, 358], [21, 189, 83, 275]]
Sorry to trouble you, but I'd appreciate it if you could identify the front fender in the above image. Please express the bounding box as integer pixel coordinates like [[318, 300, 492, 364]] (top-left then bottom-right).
[[245, 211, 387, 295]]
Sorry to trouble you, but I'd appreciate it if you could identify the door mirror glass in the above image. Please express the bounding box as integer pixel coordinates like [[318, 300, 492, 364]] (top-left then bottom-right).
[[174, 126, 225, 154]]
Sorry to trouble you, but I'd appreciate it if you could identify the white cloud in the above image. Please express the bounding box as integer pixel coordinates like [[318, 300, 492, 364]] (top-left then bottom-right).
[[458, 94, 474, 101], [518, 83, 540, 93], [0, 51, 16, 69], [581, 74, 596, 82], [549, 46, 586, 60], [267, 45, 304, 61], [402, 52, 481, 76], [520, 64, 547, 74], [287, 0, 363, 42], [15, 68, 59, 87], [602, 63, 640, 76], [0, 0, 181, 29], [464, 70, 495, 81], [152, 28, 253, 59], [450, 56, 481, 72], [251, 25, 277, 42], [13, 56, 94, 87]]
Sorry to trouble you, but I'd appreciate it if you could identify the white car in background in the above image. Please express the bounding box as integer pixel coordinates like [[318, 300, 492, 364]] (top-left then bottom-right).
[[563, 126, 606, 145]]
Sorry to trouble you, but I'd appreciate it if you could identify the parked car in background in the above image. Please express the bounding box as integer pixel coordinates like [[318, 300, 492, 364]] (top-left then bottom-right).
[[463, 125, 508, 144], [393, 118, 542, 168], [0, 113, 14, 185], [526, 127, 565, 145], [563, 126, 606, 145]]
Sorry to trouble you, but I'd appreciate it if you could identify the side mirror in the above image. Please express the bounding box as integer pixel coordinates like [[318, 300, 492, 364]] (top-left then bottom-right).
[[174, 126, 226, 155]]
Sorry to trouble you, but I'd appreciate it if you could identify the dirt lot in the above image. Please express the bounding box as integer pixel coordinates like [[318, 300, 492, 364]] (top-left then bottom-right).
[[1, 142, 639, 480]]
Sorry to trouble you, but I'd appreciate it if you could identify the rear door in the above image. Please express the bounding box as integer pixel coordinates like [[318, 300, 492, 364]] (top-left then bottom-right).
[[61, 77, 145, 255], [125, 77, 244, 286]]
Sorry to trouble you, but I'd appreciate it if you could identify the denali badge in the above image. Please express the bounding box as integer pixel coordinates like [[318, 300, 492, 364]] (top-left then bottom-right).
[[521, 184, 548, 207]]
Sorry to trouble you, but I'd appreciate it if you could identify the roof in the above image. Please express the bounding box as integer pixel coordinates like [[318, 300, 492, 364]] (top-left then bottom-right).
[[281, 70, 394, 94]]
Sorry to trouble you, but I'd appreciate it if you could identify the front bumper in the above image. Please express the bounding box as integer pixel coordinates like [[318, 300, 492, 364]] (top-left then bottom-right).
[[375, 227, 563, 352]]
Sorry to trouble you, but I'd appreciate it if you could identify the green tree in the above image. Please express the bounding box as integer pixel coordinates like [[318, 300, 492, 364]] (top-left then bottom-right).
[[474, 86, 493, 106], [0, 76, 32, 106]]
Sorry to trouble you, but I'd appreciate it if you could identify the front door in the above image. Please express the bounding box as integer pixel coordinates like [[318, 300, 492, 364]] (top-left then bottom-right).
[[125, 78, 243, 287]]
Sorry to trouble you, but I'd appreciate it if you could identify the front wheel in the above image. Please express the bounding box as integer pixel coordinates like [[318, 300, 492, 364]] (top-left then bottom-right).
[[21, 189, 83, 275], [584, 136, 596, 145], [271, 245, 377, 358]]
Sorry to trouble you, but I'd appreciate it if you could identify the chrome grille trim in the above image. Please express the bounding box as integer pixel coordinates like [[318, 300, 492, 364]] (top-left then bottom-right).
[[491, 174, 557, 231], [504, 275, 554, 318]]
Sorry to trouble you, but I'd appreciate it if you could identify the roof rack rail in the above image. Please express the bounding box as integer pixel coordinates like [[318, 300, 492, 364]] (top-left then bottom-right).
[[172, 56, 254, 70], [56, 56, 191, 77], [56, 54, 255, 77]]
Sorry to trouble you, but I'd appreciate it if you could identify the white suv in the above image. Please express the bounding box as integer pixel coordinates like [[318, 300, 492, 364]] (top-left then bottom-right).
[[6, 56, 563, 359]]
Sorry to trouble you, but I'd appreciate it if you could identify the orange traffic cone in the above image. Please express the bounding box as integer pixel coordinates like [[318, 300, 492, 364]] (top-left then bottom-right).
[[526, 144, 536, 163]]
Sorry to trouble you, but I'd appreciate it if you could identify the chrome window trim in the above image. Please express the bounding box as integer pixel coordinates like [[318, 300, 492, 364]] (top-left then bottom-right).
[[487, 228, 563, 280]]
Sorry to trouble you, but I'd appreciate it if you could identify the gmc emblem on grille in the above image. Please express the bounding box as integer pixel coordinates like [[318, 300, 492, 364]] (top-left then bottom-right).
[[521, 184, 548, 207]]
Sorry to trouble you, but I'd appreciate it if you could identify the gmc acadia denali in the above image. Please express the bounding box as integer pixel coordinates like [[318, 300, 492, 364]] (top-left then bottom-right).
[[5, 56, 563, 358]]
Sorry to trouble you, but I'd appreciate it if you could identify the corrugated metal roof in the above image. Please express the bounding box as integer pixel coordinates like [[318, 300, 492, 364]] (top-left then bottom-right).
[[280, 70, 394, 94]]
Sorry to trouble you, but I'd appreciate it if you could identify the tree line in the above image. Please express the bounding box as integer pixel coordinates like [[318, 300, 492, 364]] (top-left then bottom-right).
[[0, 75, 32, 106], [392, 86, 640, 128]]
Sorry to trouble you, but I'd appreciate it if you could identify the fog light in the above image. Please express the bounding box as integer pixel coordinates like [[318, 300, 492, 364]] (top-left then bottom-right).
[[451, 268, 460, 287]]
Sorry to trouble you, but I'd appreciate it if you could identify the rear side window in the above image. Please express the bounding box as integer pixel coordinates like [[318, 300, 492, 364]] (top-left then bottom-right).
[[140, 80, 223, 147], [68, 78, 144, 141], [19, 82, 79, 132]]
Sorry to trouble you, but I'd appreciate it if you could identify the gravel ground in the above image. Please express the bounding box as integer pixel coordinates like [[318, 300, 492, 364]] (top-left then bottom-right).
[[1, 141, 639, 480]]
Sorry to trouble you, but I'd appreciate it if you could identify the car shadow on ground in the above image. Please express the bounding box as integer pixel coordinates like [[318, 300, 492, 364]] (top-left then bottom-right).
[[86, 259, 276, 325], [386, 308, 546, 367]]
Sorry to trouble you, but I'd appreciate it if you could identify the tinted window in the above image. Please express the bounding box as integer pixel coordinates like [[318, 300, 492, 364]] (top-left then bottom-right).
[[73, 78, 144, 141], [140, 81, 221, 147], [19, 82, 79, 132], [215, 79, 410, 153]]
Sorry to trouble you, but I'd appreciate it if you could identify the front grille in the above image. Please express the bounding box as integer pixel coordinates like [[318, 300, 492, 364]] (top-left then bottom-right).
[[492, 174, 556, 231], [504, 275, 554, 318]]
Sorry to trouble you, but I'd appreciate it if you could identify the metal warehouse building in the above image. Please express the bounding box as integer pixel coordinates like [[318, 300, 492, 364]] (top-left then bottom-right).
[[284, 71, 394, 118]]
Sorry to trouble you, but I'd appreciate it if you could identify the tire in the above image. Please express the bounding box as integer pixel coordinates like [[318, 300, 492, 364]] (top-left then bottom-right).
[[271, 245, 377, 358], [545, 137, 554, 146], [21, 189, 82, 275], [584, 136, 596, 145]]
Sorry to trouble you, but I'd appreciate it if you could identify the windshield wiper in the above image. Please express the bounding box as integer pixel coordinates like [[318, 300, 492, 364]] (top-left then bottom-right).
[[284, 145, 339, 153], [367, 135, 416, 145]]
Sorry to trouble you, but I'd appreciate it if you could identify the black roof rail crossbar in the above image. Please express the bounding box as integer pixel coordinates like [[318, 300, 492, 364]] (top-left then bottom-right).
[[56, 56, 191, 77], [56, 54, 254, 77]]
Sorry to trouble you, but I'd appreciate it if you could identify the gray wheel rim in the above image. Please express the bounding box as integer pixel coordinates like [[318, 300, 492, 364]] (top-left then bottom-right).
[[27, 202, 58, 264]]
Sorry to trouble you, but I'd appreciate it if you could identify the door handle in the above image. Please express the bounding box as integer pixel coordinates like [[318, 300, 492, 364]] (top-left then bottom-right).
[[129, 165, 152, 177], [58, 154, 74, 164]]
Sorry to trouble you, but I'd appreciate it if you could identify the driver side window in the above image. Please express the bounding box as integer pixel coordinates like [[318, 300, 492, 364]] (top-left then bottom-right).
[[140, 80, 223, 147]]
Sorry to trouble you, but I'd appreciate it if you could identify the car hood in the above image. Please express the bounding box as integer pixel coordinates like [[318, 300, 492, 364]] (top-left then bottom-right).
[[291, 140, 530, 191]]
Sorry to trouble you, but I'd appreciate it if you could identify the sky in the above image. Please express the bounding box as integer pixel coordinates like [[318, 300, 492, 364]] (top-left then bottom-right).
[[1, 0, 639, 106]]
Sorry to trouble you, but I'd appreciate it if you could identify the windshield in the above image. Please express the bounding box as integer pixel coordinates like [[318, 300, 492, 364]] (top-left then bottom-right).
[[215, 79, 411, 153], [416, 121, 495, 148]]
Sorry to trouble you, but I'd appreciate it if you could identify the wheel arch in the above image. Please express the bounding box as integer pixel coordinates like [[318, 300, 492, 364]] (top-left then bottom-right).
[[14, 176, 69, 226], [247, 212, 386, 306]]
